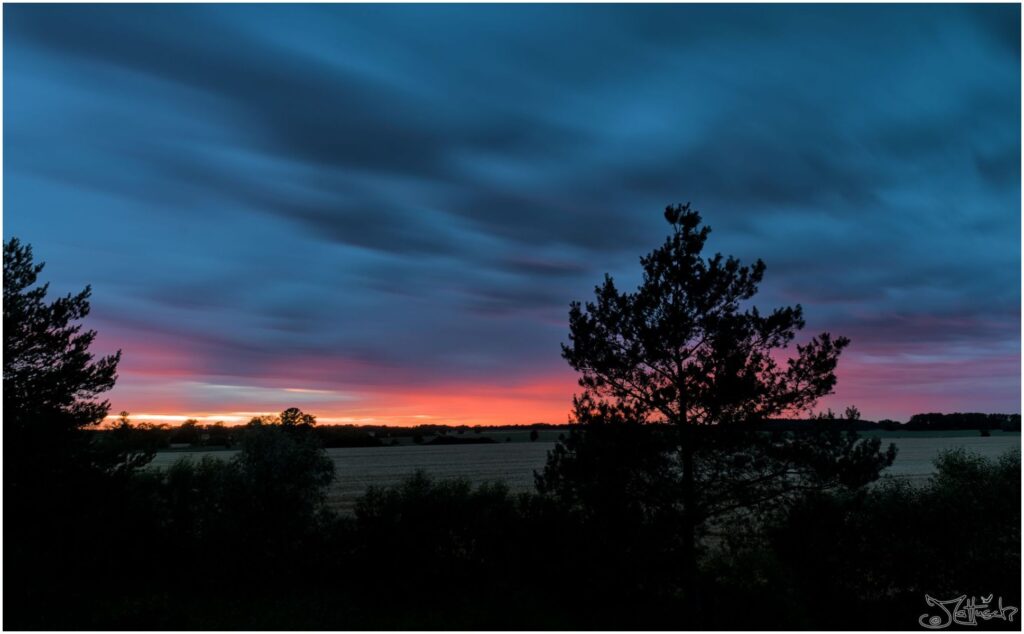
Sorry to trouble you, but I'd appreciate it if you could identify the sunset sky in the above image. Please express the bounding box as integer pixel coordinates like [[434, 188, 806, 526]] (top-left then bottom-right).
[[4, 4, 1020, 425]]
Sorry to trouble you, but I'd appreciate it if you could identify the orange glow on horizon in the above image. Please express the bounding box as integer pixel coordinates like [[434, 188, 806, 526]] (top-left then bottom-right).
[[105, 374, 580, 427], [100, 352, 997, 428]]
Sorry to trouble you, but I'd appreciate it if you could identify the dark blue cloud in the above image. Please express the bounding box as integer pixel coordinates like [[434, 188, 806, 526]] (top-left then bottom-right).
[[4, 4, 1019, 420]]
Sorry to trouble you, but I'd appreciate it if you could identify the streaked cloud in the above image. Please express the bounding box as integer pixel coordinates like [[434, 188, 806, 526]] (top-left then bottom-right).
[[4, 4, 1019, 422]]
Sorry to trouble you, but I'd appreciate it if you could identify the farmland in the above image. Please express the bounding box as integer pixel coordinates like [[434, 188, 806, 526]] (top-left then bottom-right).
[[149, 430, 1021, 513]]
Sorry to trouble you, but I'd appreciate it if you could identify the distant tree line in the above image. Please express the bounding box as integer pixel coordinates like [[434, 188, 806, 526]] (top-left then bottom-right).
[[904, 412, 1021, 431], [738, 412, 1021, 432], [87, 419, 570, 449], [91, 411, 1022, 451]]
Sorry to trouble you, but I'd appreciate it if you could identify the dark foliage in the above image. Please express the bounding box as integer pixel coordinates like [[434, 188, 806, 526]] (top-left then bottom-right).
[[15, 449, 1013, 630], [156, 423, 335, 584], [97, 412, 162, 476], [705, 449, 1021, 629], [561, 203, 852, 426], [3, 238, 151, 629], [4, 237, 123, 472], [541, 204, 897, 612]]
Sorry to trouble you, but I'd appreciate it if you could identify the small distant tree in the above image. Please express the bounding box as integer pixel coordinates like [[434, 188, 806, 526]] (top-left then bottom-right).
[[812, 407, 837, 421], [539, 204, 896, 606], [207, 421, 232, 447], [1007, 414, 1021, 431], [280, 407, 316, 428], [844, 405, 862, 421], [173, 419, 201, 445], [248, 407, 317, 428], [530, 429, 540, 442]]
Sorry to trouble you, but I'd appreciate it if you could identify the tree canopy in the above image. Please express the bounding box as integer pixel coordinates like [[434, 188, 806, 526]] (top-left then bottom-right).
[[561, 202, 849, 427], [4, 237, 121, 447], [248, 406, 318, 428], [540, 204, 897, 608]]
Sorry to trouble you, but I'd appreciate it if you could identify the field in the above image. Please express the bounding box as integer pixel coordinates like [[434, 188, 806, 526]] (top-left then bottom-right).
[[861, 430, 1020, 479], [150, 430, 1020, 513]]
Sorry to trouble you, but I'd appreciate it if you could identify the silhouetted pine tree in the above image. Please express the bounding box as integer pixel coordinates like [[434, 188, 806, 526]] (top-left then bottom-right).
[[4, 237, 121, 472], [538, 203, 896, 613]]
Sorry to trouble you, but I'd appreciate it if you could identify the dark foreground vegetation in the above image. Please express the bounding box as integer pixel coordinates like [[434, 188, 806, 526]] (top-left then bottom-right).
[[7, 427, 1020, 630], [5, 206, 1020, 630]]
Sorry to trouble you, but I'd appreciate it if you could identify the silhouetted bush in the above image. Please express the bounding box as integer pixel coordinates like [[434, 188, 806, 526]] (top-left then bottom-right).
[[157, 424, 335, 580], [703, 448, 1021, 629], [355, 472, 521, 583], [346, 471, 681, 628]]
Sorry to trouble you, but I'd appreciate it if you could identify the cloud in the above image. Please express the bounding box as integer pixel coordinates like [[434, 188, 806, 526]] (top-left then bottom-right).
[[5, 4, 1019, 422]]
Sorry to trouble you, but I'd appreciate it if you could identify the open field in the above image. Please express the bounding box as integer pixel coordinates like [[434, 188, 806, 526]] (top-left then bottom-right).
[[862, 430, 1021, 480], [149, 431, 1020, 513]]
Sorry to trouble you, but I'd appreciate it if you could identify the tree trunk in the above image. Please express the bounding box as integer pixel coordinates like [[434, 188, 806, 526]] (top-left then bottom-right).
[[680, 423, 699, 622]]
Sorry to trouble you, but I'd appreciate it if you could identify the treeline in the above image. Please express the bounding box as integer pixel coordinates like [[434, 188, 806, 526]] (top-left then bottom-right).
[[96, 412, 1022, 452], [904, 412, 1022, 431], [747, 412, 1022, 432], [92, 418, 566, 449]]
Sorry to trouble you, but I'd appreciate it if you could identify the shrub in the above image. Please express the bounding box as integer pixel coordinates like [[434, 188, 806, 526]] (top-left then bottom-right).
[[723, 448, 1023, 628]]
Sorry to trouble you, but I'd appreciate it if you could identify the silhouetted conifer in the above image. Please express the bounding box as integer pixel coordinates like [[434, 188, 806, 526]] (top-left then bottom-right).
[[539, 203, 896, 614]]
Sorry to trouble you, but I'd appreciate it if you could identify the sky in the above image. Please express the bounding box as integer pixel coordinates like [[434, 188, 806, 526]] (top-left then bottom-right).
[[4, 4, 1020, 425]]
